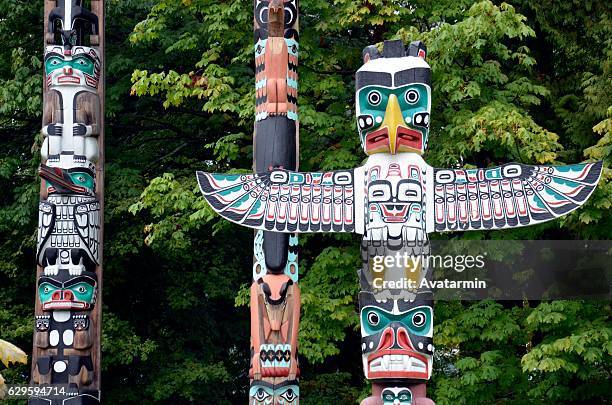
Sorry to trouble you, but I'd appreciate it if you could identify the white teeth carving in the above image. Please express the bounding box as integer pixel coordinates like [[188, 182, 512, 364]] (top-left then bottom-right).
[[411, 357, 426, 370], [369, 354, 427, 373], [382, 355, 389, 370]]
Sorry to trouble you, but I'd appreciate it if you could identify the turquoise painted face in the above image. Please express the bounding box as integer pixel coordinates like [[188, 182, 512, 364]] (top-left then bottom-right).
[[249, 380, 299, 405], [361, 305, 432, 336], [382, 387, 413, 405], [43, 169, 95, 195], [356, 84, 430, 155], [44, 47, 100, 88], [45, 54, 96, 76], [359, 292, 434, 380], [249, 383, 273, 404], [38, 274, 97, 311], [69, 171, 95, 191]]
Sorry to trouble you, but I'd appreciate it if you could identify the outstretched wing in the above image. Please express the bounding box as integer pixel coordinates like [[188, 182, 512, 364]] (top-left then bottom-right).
[[74, 200, 101, 264], [430, 161, 603, 232], [36, 201, 56, 264], [196, 169, 362, 233]]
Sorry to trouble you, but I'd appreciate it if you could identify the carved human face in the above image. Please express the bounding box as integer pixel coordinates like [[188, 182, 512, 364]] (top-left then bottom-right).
[[356, 56, 431, 155], [38, 272, 97, 311], [44, 46, 101, 88], [359, 292, 433, 380], [365, 163, 425, 239]]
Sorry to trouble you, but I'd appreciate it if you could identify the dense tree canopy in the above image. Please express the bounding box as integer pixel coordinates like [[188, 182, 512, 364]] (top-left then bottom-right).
[[0, 0, 610, 403]]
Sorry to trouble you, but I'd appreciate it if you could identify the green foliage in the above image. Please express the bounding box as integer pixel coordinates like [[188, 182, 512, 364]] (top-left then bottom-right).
[[0, 0, 610, 403], [299, 242, 361, 362]]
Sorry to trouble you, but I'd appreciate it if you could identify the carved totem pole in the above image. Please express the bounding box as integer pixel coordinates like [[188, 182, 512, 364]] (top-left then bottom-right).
[[198, 37, 602, 405], [31, 1, 104, 403], [250, 1, 300, 403]]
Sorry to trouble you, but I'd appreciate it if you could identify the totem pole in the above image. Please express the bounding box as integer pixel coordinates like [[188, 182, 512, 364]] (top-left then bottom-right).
[[197, 39, 602, 404], [249, 1, 300, 403], [31, 1, 104, 403]]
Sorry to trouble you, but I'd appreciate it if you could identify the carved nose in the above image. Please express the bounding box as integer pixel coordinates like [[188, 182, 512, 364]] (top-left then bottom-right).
[[377, 327, 394, 351], [396, 327, 413, 350], [63, 290, 74, 300], [52, 291, 61, 300], [64, 66, 72, 75]]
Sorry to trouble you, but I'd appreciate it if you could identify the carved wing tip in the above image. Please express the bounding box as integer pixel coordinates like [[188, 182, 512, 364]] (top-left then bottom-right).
[[195, 171, 214, 195], [593, 160, 604, 183]]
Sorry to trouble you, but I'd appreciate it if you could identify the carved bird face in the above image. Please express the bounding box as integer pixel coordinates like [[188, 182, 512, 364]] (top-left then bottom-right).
[[40, 165, 96, 195], [268, 0, 284, 15], [356, 55, 431, 156], [254, 0, 298, 40]]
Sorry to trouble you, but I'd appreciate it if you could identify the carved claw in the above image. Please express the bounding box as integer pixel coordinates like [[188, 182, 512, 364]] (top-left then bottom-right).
[[73, 123, 88, 136], [43, 123, 63, 137], [68, 263, 86, 276], [43, 264, 60, 276]]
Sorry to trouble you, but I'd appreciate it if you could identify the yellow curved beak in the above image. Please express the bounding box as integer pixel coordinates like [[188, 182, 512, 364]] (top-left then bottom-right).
[[380, 94, 405, 154]]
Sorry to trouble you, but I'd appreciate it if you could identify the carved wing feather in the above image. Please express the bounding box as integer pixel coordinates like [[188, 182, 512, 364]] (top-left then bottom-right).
[[36, 201, 56, 264], [431, 161, 603, 232], [197, 169, 360, 233], [74, 200, 101, 264]]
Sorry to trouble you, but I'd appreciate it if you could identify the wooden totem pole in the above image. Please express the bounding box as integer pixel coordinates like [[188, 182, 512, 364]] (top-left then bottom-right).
[[250, 0, 300, 403], [197, 37, 602, 404], [31, 1, 104, 403]]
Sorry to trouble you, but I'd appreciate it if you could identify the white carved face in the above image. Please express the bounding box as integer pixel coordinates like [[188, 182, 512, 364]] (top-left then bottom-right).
[[366, 163, 425, 238], [44, 46, 100, 88]]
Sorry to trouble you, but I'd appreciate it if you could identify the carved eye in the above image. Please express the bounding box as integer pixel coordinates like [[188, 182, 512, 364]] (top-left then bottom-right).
[[368, 90, 382, 106], [399, 394, 410, 400], [412, 311, 426, 327], [405, 89, 419, 104], [51, 59, 60, 66], [367, 311, 379, 326], [281, 389, 297, 401], [383, 394, 394, 401], [77, 286, 86, 293], [254, 388, 270, 401], [43, 286, 51, 294], [77, 175, 86, 182]]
